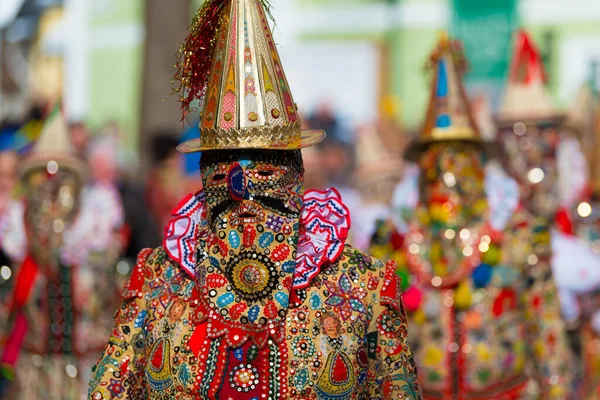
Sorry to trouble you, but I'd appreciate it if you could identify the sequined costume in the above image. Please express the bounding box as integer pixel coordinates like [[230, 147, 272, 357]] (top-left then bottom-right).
[[89, 0, 420, 398], [370, 34, 574, 399]]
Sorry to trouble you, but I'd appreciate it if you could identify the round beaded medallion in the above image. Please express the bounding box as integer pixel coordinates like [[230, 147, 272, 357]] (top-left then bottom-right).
[[229, 364, 260, 392]]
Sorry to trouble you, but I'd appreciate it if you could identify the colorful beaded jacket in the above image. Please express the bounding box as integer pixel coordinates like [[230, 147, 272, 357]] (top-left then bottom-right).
[[88, 188, 422, 399]]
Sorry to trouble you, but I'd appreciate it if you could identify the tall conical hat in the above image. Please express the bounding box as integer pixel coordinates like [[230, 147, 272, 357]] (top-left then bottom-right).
[[404, 33, 481, 162], [353, 125, 403, 183], [175, 0, 324, 153], [565, 84, 595, 135], [496, 30, 563, 125], [19, 108, 86, 179]]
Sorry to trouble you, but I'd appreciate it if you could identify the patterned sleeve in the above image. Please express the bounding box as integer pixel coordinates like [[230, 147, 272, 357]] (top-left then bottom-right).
[[521, 217, 575, 398], [88, 248, 154, 400], [366, 260, 422, 399]]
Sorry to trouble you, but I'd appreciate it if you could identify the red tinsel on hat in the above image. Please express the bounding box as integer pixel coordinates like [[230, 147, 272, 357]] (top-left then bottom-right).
[[172, 0, 274, 120], [172, 0, 229, 119]]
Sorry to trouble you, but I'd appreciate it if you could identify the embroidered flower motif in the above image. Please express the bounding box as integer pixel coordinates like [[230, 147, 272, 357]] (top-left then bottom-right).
[[115, 302, 139, 325], [324, 274, 367, 320], [291, 335, 316, 359], [107, 379, 125, 396], [348, 249, 375, 275]]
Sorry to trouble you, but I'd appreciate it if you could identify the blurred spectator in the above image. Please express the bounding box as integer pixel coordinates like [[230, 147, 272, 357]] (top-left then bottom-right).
[[321, 137, 354, 187], [302, 146, 327, 191], [308, 100, 341, 141], [146, 134, 183, 233], [103, 123, 162, 261], [68, 121, 90, 158], [0, 151, 18, 216]]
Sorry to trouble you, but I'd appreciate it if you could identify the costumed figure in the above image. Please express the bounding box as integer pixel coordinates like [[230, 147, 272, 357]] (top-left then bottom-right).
[[372, 34, 574, 399], [561, 83, 600, 398], [494, 30, 592, 392], [88, 1, 421, 399], [78, 135, 128, 385], [0, 109, 124, 399], [0, 125, 22, 338]]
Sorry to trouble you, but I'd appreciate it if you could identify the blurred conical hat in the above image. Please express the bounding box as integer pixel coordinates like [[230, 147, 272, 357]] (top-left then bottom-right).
[[19, 107, 86, 179], [496, 30, 563, 125], [565, 84, 595, 135], [353, 125, 403, 183], [405, 33, 482, 162]]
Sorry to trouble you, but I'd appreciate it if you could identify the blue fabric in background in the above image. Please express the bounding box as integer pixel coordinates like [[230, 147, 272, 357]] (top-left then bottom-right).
[[180, 124, 201, 176], [0, 124, 28, 153]]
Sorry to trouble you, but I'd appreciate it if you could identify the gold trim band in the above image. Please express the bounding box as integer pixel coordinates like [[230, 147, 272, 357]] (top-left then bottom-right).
[[198, 121, 302, 149]]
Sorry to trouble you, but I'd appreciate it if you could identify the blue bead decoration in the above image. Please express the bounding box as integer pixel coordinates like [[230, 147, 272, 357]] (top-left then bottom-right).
[[229, 230, 241, 249], [216, 293, 234, 307], [259, 232, 274, 248], [472, 263, 493, 288], [281, 260, 295, 273], [274, 292, 289, 308], [309, 292, 322, 310], [248, 305, 260, 322], [233, 347, 244, 361]]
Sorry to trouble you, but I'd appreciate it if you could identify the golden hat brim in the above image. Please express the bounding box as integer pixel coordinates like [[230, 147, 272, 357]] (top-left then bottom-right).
[[403, 136, 490, 163], [493, 112, 565, 128], [177, 129, 326, 153]]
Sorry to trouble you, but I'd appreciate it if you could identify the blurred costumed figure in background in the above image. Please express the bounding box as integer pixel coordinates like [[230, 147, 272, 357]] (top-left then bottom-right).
[[78, 135, 127, 385], [88, 0, 421, 398], [494, 30, 595, 393], [0, 109, 124, 399], [0, 124, 24, 340], [562, 83, 600, 397], [371, 33, 574, 399]]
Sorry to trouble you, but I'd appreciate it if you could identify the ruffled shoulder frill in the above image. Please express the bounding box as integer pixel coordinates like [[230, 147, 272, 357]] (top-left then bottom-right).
[[163, 188, 351, 289], [164, 192, 206, 277], [293, 188, 351, 288]]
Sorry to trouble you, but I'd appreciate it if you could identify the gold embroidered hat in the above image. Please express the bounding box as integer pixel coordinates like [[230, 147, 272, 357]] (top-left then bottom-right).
[[175, 0, 325, 153], [404, 33, 482, 162]]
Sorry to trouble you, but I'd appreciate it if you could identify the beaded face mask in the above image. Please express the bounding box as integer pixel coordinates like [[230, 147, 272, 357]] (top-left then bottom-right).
[[23, 167, 81, 266], [419, 143, 487, 228], [197, 150, 304, 326]]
